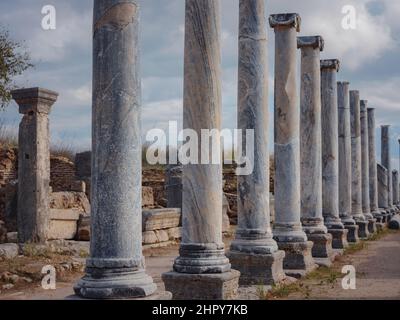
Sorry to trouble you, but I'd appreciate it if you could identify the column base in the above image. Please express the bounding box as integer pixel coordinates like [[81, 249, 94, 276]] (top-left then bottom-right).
[[306, 233, 334, 259], [277, 241, 317, 279], [328, 228, 349, 249], [367, 219, 377, 234], [356, 221, 369, 239], [344, 224, 359, 243], [375, 222, 385, 231], [74, 269, 158, 300], [227, 250, 286, 286], [162, 270, 240, 300]]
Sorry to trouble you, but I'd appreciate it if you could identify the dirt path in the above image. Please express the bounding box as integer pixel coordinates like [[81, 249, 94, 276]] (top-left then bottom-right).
[[1, 231, 400, 300]]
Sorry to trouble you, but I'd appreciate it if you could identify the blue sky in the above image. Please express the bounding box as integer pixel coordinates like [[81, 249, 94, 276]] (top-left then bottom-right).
[[1, 0, 400, 169]]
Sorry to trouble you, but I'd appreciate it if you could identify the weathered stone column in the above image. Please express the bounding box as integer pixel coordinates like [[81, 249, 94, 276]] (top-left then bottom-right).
[[74, 0, 161, 299], [12, 87, 58, 243], [269, 13, 316, 278], [321, 60, 347, 249], [298, 36, 335, 266], [350, 91, 369, 239], [382, 125, 395, 215], [367, 108, 385, 225], [360, 100, 377, 234], [163, 0, 239, 300], [392, 170, 399, 206], [165, 164, 182, 210], [228, 0, 285, 286], [377, 163, 390, 221], [337, 82, 359, 243]]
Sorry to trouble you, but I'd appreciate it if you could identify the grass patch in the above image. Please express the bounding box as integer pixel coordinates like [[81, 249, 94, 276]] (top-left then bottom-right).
[[262, 282, 311, 300]]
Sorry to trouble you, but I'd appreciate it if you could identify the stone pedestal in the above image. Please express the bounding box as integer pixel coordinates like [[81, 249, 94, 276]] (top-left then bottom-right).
[[74, 0, 160, 300], [12, 87, 58, 243], [360, 100, 377, 234], [269, 13, 316, 277], [298, 36, 336, 262], [162, 0, 239, 300], [229, 0, 285, 286], [321, 59, 346, 248], [350, 90, 369, 240], [337, 82, 359, 243]]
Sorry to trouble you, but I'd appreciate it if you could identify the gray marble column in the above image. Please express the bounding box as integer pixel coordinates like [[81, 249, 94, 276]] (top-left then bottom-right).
[[392, 170, 399, 206], [337, 82, 359, 243], [74, 0, 160, 299], [360, 100, 377, 234], [12, 88, 58, 243], [382, 125, 395, 214], [228, 0, 285, 286], [368, 108, 386, 225], [269, 13, 316, 278], [350, 91, 369, 239], [377, 163, 389, 215], [298, 36, 335, 265], [163, 0, 239, 300], [321, 60, 347, 249]]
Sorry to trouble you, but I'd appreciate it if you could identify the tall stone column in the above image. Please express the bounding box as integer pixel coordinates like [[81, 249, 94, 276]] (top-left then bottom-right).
[[337, 82, 359, 243], [360, 100, 377, 234], [368, 108, 386, 226], [269, 13, 316, 278], [228, 0, 285, 286], [163, 0, 239, 300], [12, 87, 58, 243], [350, 91, 369, 239], [382, 125, 395, 215], [74, 0, 162, 299], [377, 163, 390, 222], [321, 60, 347, 249], [392, 170, 399, 206], [298, 36, 335, 266]]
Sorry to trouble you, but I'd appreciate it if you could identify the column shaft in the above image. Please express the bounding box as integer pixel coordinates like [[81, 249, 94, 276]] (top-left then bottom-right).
[[368, 108, 380, 215], [392, 171, 399, 205], [377, 164, 389, 209], [382, 126, 393, 209]]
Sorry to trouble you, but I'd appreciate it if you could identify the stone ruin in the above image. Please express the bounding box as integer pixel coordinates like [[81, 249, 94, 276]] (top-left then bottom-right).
[[1, 0, 400, 301]]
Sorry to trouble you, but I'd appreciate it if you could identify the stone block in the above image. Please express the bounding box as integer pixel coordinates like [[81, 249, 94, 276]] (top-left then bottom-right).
[[6, 232, 18, 243], [143, 231, 158, 244], [167, 227, 182, 240], [307, 233, 334, 259], [155, 230, 169, 243], [345, 224, 359, 243], [228, 250, 286, 285], [77, 215, 90, 241], [48, 209, 80, 240], [71, 181, 86, 193], [142, 208, 181, 231], [0, 243, 19, 260], [162, 270, 240, 300], [328, 228, 349, 249], [142, 187, 155, 207], [356, 221, 369, 239], [368, 219, 377, 234], [277, 241, 317, 278]]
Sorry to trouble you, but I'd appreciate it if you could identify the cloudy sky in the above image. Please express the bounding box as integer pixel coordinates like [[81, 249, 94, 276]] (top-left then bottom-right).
[[1, 0, 400, 168]]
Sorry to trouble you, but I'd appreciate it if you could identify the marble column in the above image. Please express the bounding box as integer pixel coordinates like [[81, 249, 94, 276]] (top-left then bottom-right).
[[74, 0, 162, 299], [298, 36, 335, 266], [360, 100, 377, 234], [337, 82, 359, 243], [321, 60, 347, 249], [377, 163, 390, 221], [350, 91, 369, 239], [392, 170, 399, 206], [381, 125, 395, 216], [228, 0, 285, 286], [11, 87, 58, 243], [367, 108, 386, 225], [163, 0, 239, 300], [269, 13, 316, 278]]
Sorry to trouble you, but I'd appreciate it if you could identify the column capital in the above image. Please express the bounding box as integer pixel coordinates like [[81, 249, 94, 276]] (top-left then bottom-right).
[[360, 100, 368, 108], [321, 59, 340, 72], [381, 124, 391, 128], [297, 36, 324, 51], [337, 81, 350, 85], [269, 13, 301, 32], [12, 87, 58, 115], [367, 107, 375, 112]]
